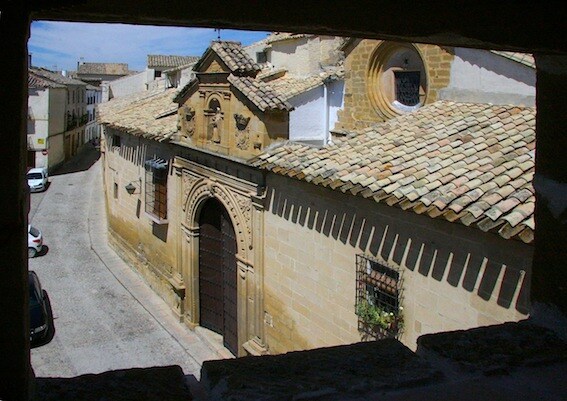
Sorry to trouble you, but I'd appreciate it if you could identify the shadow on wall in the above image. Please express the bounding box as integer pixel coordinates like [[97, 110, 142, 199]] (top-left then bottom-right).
[[265, 181, 532, 315]]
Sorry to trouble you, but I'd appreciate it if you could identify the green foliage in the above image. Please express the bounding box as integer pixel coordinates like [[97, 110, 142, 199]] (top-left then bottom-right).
[[356, 299, 403, 331]]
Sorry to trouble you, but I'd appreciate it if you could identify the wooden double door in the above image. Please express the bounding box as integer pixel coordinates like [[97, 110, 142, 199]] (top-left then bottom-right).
[[198, 199, 238, 355]]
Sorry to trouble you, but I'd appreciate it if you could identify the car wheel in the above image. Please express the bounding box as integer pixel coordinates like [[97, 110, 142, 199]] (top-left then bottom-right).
[[28, 247, 37, 258]]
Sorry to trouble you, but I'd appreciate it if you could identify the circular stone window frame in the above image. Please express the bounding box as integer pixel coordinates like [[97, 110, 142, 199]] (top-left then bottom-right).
[[366, 42, 429, 120]]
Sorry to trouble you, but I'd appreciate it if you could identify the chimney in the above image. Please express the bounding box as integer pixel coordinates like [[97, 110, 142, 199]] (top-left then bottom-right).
[[28, 53, 32, 67]]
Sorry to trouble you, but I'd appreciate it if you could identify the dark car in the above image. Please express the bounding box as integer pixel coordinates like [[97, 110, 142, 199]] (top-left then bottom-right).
[[29, 271, 50, 344]]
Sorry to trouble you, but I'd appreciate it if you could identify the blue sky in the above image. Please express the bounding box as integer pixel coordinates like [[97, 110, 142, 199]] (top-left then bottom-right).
[[29, 21, 269, 72]]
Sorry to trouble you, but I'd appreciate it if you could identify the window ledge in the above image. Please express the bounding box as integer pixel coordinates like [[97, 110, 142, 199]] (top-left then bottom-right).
[[145, 212, 168, 225]]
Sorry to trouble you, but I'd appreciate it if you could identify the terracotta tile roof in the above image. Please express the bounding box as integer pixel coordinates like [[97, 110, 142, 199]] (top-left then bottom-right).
[[28, 71, 65, 89], [194, 41, 261, 74], [252, 101, 536, 243], [491, 51, 535, 69], [264, 68, 345, 101], [147, 55, 199, 68], [228, 75, 294, 111], [257, 67, 287, 81], [30, 67, 86, 86], [97, 88, 178, 141], [266, 32, 310, 44], [77, 63, 130, 75]]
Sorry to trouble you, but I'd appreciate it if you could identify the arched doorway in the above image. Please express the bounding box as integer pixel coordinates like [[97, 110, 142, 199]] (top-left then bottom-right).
[[198, 198, 238, 355]]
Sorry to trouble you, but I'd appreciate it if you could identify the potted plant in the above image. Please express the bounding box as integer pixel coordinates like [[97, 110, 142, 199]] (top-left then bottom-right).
[[356, 299, 403, 332]]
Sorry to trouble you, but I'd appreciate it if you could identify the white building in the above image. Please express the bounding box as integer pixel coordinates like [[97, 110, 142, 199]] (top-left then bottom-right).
[[101, 55, 198, 102], [245, 33, 346, 146], [28, 67, 88, 170], [27, 70, 66, 169], [85, 84, 102, 143]]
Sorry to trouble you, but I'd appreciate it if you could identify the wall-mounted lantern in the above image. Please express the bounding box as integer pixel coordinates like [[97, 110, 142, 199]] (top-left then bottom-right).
[[125, 178, 141, 195]]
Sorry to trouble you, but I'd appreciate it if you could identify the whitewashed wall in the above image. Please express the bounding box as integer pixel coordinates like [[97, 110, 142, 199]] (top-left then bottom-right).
[[107, 70, 152, 99], [328, 79, 345, 135], [289, 86, 326, 144], [289, 79, 345, 145], [440, 48, 536, 106]]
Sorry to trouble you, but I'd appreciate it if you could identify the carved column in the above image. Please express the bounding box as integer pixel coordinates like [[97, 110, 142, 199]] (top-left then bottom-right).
[[167, 165, 186, 321], [236, 258, 250, 356], [181, 224, 200, 327], [242, 192, 269, 355]]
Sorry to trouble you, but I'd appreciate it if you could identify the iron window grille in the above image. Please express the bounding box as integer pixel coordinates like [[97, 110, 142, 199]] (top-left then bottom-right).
[[394, 70, 421, 106], [113, 134, 121, 148], [355, 254, 404, 339], [144, 158, 168, 224]]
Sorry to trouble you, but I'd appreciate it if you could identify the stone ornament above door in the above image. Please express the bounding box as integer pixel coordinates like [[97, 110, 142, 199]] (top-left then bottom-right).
[[182, 170, 254, 259]]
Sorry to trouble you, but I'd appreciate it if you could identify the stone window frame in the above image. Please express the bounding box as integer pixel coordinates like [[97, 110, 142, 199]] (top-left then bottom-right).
[[366, 42, 428, 119]]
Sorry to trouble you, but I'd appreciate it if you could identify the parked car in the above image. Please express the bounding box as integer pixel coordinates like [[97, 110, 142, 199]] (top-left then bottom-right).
[[29, 271, 50, 344], [27, 167, 48, 192], [28, 225, 43, 258]]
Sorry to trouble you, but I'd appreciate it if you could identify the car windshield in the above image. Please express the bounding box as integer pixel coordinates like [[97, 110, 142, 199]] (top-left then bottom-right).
[[29, 286, 40, 307], [29, 226, 40, 237], [27, 173, 43, 180]]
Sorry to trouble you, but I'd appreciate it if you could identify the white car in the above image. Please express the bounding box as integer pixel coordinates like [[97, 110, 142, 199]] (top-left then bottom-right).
[[27, 167, 48, 193], [28, 225, 43, 258]]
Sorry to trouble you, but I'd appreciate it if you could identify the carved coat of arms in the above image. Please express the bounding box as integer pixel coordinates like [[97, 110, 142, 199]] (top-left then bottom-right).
[[179, 106, 195, 139], [234, 113, 251, 150]]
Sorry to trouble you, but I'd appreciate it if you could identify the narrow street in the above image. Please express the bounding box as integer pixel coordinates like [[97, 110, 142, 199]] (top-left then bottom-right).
[[29, 144, 223, 398]]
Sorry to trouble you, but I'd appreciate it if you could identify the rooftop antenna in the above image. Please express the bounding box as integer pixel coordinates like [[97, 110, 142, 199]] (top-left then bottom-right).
[[214, 28, 221, 41]]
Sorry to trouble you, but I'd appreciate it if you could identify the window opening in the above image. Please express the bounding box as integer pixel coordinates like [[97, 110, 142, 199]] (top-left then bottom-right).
[[256, 51, 267, 63], [144, 158, 168, 223], [355, 254, 404, 339], [394, 71, 421, 106]]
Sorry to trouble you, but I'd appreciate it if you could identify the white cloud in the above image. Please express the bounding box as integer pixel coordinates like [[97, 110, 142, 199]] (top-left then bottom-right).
[[29, 21, 268, 71]]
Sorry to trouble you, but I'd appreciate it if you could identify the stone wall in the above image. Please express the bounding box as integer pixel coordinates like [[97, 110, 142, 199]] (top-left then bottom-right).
[[262, 174, 532, 354], [103, 129, 183, 317], [335, 39, 454, 132]]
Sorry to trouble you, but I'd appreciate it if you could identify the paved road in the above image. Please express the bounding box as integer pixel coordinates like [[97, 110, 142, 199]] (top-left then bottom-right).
[[29, 145, 224, 396]]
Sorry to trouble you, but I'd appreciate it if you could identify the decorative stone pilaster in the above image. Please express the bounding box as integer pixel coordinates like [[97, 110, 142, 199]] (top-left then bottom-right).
[[181, 223, 200, 326]]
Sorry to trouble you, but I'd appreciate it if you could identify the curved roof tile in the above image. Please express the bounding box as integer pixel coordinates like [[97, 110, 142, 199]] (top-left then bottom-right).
[[251, 101, 536, 243]]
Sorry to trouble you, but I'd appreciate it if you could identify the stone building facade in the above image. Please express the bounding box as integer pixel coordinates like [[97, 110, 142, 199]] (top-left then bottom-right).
[[99, 36, 536, 356], [99, 39, 323, 356], [335, 39, 534, 133], [254, 100, 535, 352]]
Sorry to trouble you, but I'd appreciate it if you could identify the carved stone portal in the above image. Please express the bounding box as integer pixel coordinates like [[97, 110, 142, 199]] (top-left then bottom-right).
[[183, 177, 252, 257], [178, 160, 265, 356]]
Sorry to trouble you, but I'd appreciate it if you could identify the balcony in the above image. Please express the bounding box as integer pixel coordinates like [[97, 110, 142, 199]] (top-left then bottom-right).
[[66, 113, 89, 130]]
